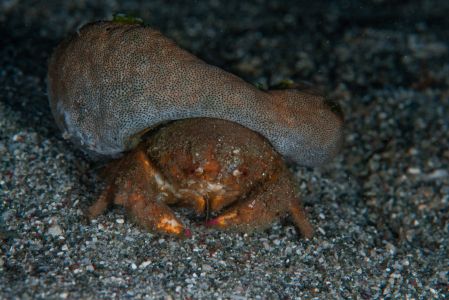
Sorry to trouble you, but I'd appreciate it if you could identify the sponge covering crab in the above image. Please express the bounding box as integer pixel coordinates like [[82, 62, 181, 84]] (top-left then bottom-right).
[[47, 19, 343, 238]]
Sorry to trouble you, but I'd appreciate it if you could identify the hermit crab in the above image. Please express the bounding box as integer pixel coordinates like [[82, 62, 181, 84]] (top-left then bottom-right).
[[47, 19, 343, 238]]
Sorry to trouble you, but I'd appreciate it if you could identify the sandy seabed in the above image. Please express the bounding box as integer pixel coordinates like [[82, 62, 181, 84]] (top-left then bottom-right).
[[1, 1, 448, 299]]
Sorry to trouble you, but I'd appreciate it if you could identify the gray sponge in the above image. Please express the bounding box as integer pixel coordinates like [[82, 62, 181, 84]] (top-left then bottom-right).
[[48, 21, 343, 166]]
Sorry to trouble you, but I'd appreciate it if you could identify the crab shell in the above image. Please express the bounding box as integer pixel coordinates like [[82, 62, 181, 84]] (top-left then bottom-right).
[[88, 118, 315, 238]]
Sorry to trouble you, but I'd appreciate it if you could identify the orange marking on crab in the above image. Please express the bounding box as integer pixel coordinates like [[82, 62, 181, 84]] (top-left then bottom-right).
[[156, 216, 184, 236], [206, 211, 238, 227]]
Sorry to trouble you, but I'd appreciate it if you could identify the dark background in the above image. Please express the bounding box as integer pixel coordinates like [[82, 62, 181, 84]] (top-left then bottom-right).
[[1, 1, 448, 298]]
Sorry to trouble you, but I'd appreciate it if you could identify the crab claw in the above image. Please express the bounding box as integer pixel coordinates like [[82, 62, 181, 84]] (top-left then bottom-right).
[[89, 147, 191, 237], [205, 197, 275, 232], [114, 176, 190, 237], [206, 175, 314, 238]]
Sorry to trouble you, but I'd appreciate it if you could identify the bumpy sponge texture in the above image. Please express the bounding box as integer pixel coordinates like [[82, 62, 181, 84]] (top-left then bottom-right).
[[48, 21, 343, 166]]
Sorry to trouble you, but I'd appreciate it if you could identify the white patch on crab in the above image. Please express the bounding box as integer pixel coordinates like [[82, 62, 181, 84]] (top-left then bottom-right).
[[186, 179, 197, 186], [154, 173, 165, 187], [207, 182, 224, 192], [154, 173, 178, 196], [232, 169, 242, 177], [248, 199, 256, 208]]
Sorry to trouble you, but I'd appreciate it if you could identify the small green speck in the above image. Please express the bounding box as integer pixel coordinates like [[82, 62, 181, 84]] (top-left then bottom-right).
[[271, 79, 295, 89], [254, 82, 268, 91], [112, 13, 144, 25]]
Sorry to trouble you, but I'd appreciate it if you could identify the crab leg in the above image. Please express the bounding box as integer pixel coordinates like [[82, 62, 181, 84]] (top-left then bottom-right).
[[87, 158, 125, 218], [288, 200, 314, 239], [87, 183, 115, 218]]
